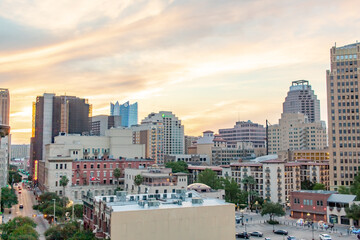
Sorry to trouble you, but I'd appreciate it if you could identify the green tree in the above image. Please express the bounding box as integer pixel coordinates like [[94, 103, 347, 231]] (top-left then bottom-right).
[[134, 175, 144, 193], [59, 176, 69, 198], [1, 187, 18, 211], [8, 171, 22, 186], [66, 204, 83, 219], [301, 180, 314, 190], [198, 169, 221, 190], [113, 168, 122, 186], [346, 204, 360, 223], [242, 175, 256, 206], [0, 216, 37, 240], [350, 173, 360, 200], [312, 183, 326, 190], [261, 202, 285, 221], [338, 186, 351, 194], [8, 224, 39, 240], [165, 161, 188, 173], [69, 231, 96, 240]]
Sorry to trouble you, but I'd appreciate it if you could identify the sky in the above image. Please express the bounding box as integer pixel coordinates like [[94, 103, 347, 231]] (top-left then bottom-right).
[[1, 0, 360, 144]]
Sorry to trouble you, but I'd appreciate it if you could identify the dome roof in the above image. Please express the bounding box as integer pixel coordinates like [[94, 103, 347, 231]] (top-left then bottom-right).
[[187, 183, 212, 190]]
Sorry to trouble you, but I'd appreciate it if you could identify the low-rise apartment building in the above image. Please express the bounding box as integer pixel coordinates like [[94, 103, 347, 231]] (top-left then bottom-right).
[[124, 167, 188, 194], [83, 191, 235, 240]]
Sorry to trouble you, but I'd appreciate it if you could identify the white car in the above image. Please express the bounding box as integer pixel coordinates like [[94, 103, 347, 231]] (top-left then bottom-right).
[[319, 234, 332, 240]]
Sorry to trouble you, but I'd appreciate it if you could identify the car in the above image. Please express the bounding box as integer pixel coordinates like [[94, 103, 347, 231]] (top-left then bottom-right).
[[319, 234, 332, 240], [236, 232, 250, 239], [19, 204, 23, 209], [287, 236, 296, 240], [274, 230, 288, 235], [235, 216, 242, 224], [250, 231, 263, 237], [264, 238, 271, 240]]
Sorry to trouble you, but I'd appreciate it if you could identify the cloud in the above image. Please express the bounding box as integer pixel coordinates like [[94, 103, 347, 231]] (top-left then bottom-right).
[[3, 0, 360, 144]]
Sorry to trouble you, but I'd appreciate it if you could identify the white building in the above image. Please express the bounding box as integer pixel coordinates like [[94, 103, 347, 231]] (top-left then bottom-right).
[[124, 166, 188, 194], [164, 154, 210, 165], [141, 111, 184, 155], [268, 113, 327, 155], [11, 144, 30, 160]]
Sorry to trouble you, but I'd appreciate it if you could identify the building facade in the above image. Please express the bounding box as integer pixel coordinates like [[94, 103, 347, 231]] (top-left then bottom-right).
[[124, 167, 188, 194], [283, 80, 321, 123], [91, 115, 121, 136], [164, 154, 210, 165], [218, 120, 266, 148], [0, 89, 10, 125], [83, 191, 235, 240], [141, 111, 184, 155], [30, 94, 91, 176], [11, 144, 30, 160], [326, 42, 360, 190], [110, 101, 138, 127], [268, 113, 327, 155]]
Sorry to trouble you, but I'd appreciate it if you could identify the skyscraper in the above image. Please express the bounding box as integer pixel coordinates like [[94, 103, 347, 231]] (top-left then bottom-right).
[[327, 42, 360, 190], [283, 80, 320, 123], [30, 93, 91, 177], [141, 111, 184, 155], [110, 101, 138, 127], [0, 89, 10, 125]]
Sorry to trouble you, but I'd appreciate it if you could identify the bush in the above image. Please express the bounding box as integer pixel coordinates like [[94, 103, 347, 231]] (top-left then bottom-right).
[[267, 220, 279, 225]]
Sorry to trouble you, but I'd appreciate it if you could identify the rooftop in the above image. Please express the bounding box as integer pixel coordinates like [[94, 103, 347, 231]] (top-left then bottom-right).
[[292, 190, 336, 194], [327, 194, 356, 204]]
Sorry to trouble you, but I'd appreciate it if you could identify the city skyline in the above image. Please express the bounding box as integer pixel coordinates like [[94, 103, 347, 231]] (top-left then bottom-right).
[[2, 0, 360, 144]]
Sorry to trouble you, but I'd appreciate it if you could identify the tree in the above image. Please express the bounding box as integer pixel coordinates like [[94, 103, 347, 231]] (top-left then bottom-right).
[[0, 216, 37, 240], [1, 187, 18, 211], [8, 224, 39, 240], [312, 183, 326, 190], [338, 186, 351, 194], [134, 175, 144, 193], [59, 176, 69, 198], [346, 204, 360, 223], [350, 172, 360, 200], [113, 168, 122, 186], [198, 169, 221, 190], [66, 204, 83, 219], [44, 221, 95, 240], [165, 161, 188, 173], [220, 177, 247, 204], [242, 175, 256, 206], [301, 180, 314, 190], [8, 171, 22, 186], [69, 231, 96, 240], [261, 202, 285, 221]]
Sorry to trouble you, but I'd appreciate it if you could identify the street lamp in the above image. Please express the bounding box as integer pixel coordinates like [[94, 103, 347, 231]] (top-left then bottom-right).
[[53, 199, 56, 225]]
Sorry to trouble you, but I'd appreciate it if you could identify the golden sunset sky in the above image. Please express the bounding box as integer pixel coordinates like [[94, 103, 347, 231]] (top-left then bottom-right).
[[1, 0, 360, 144]]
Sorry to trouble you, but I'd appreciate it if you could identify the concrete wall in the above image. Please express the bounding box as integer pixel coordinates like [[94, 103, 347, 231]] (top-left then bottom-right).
[[110, 204, 235, 240]]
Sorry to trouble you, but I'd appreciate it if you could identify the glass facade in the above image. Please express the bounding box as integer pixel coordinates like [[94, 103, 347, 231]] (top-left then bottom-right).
[[110, 101, 138, 127]]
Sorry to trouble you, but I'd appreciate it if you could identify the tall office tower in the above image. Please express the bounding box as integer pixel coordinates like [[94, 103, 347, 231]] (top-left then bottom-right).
[[268, 113, 327, 155], [283, 80, 321, 123], [131, 123, 164, 163], [326, 42, 360, 190], [0, 89, 10, 125], [110, 101, 138, 127], [218, 120, 266, 148], [141, 111, 184, 155], [30, 93, 91, 177], [91, 115, 121, 136]]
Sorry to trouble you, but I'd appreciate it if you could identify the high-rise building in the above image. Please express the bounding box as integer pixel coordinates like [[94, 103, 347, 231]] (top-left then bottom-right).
[[141, 111, 184, 155], [218, 120, 266, 148], [131, 123, 164, 164], [326, 42, 360, 190], [11, 144, 30, 159], [30, 93, 91, 177], [91, 115, 121, 136], [283, 80, 321, 123], [110, 101, 138, 127], [268, 113, 327, 155], [0, 89, 10, 125]]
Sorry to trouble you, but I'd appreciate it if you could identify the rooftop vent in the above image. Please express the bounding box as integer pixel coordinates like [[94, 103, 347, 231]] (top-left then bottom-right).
[[138, 200, 146, 207], [192, 197, 204, 205], [147, 199, 160, 208], [116, 191, 127, 202]]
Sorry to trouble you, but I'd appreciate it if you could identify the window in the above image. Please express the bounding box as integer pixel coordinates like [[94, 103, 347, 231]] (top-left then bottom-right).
[[56, 164, 58, 169]]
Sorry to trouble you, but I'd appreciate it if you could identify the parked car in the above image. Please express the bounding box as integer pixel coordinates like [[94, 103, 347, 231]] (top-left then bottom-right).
[[274, 230, 288, 235], [235, 216, 242, 224], [250, 231, 263, 237], [319, 234, 332, 240], [236, 232, 250, 239], [287, 236, 296, 240], [19, 204, 23, 209], [264, 238, 271, 240]]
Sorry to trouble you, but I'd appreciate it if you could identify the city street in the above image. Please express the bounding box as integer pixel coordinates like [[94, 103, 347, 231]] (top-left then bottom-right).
[[3, 185, 49, 240], [236, 211, 357, 240]]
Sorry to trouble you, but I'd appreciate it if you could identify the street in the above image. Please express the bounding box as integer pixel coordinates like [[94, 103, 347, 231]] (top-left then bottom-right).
[[3, 185, 49, 240], [236, 211, 357, 240]]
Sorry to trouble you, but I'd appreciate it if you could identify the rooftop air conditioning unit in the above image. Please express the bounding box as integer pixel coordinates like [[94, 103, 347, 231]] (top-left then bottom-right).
[[148, 200, 160, 208], [192, 197, 204, 205]]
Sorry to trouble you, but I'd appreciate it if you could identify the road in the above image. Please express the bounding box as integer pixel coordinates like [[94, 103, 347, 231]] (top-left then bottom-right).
[[4, 185, 49, 240], [236, 210, 357, 240]]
